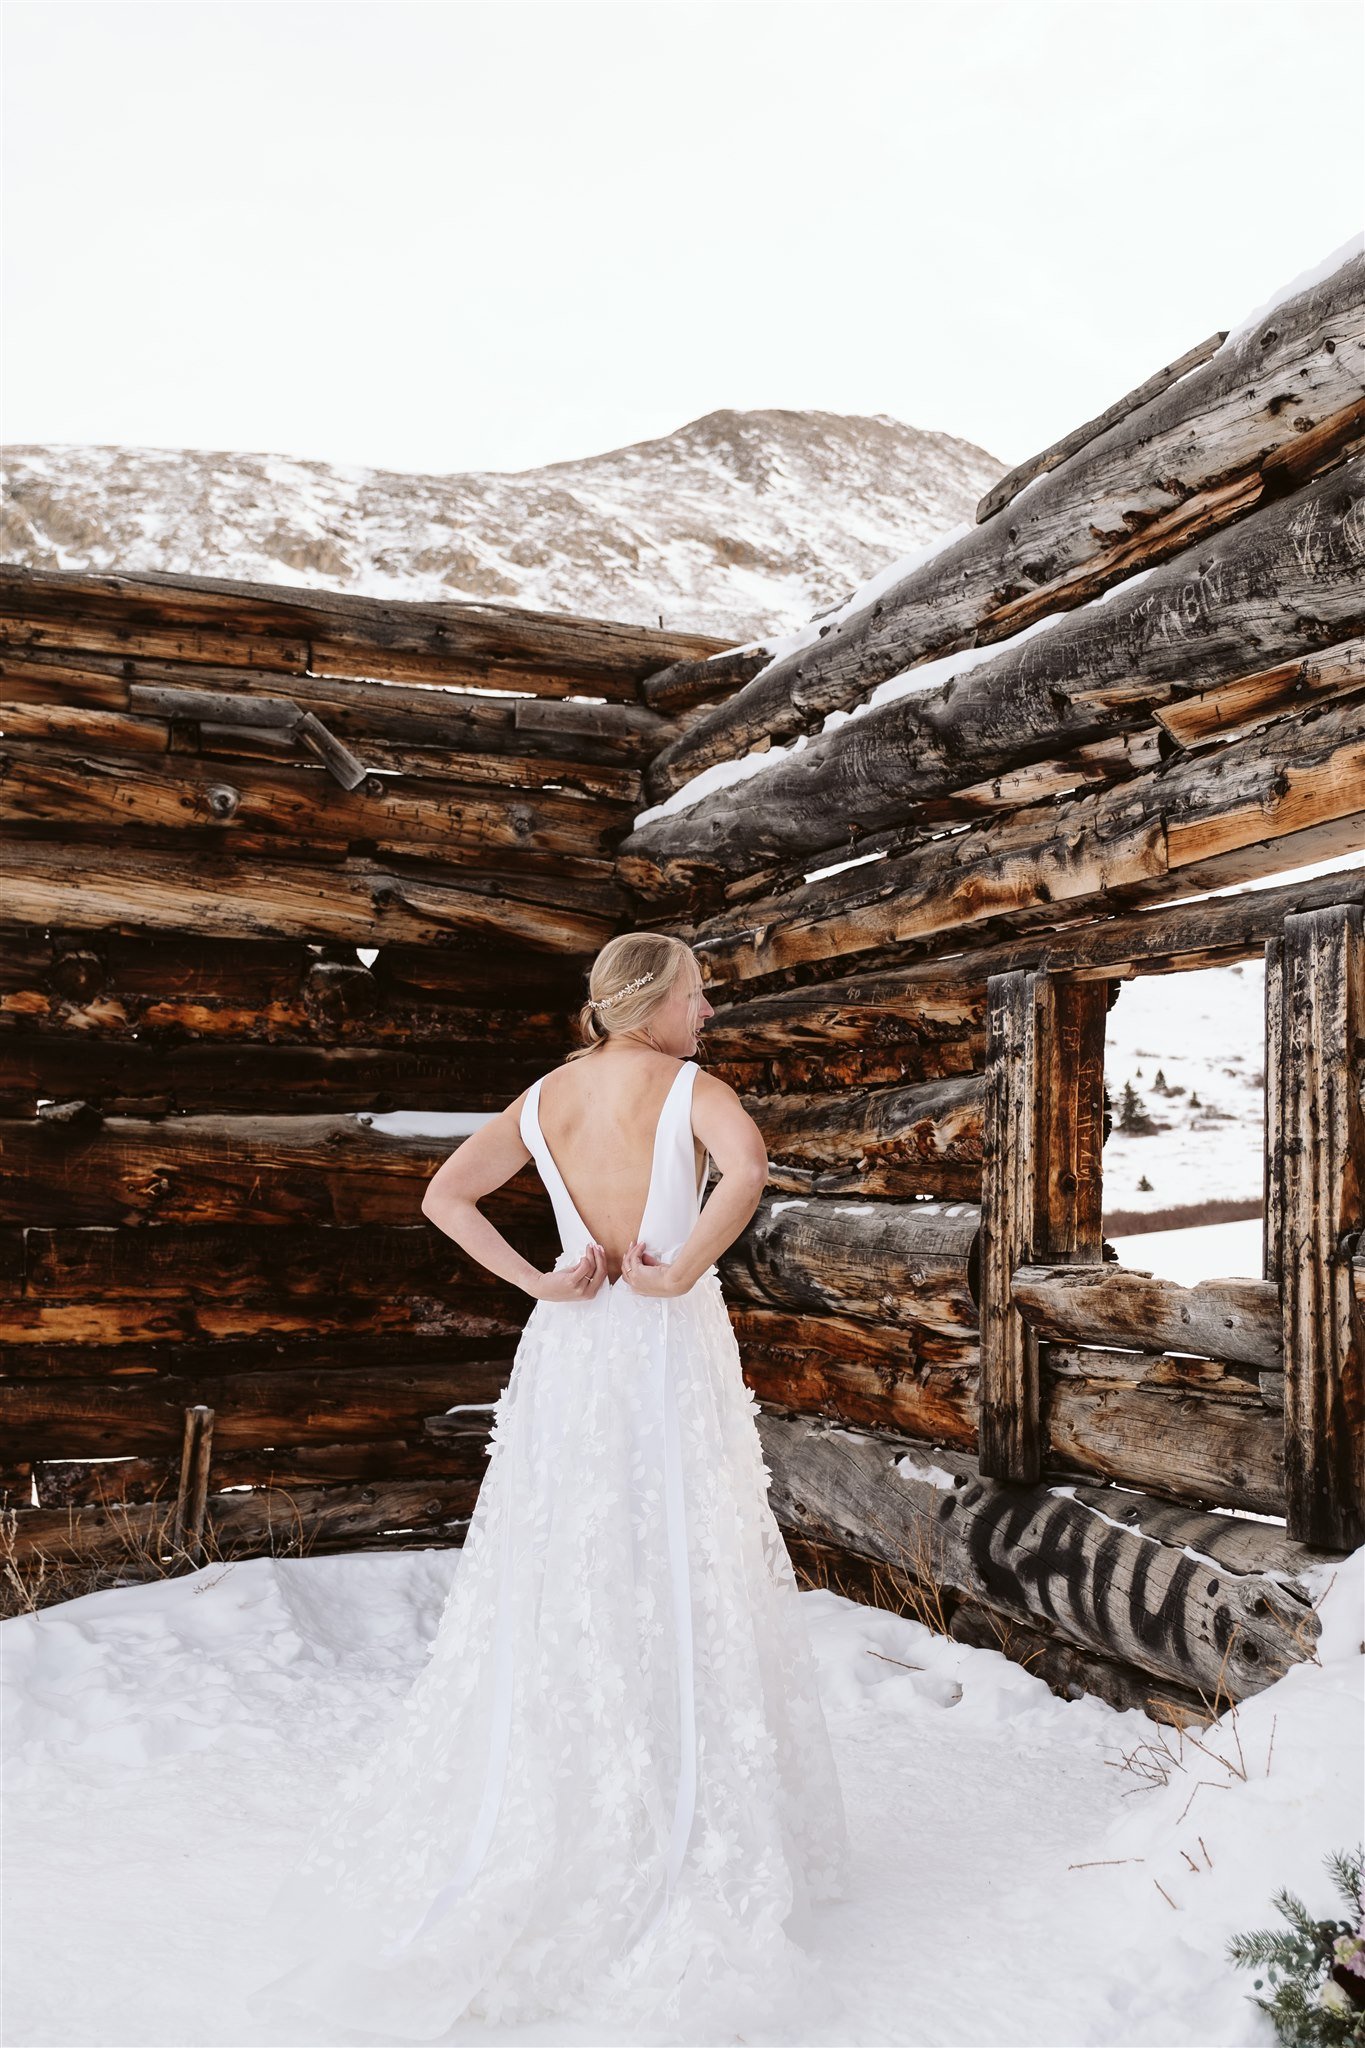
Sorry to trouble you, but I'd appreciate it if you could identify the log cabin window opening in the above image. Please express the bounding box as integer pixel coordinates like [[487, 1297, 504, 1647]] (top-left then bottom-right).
[[1101, 960, 1267, 1285]]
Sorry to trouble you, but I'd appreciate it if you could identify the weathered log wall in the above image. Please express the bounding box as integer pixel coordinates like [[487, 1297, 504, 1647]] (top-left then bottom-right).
[[0, 570, 722, 1561], [622, 246, 1365, 1712], [6, 250, 1362, 1722]]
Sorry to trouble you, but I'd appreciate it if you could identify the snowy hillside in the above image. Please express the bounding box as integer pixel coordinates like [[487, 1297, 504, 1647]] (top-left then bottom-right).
[[0, 411, 1003, 640], [1103, 961, 1267, 1231]]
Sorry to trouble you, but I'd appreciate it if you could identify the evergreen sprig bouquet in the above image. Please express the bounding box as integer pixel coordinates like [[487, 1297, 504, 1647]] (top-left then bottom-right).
[[1227, 1849, 1365, 2045]]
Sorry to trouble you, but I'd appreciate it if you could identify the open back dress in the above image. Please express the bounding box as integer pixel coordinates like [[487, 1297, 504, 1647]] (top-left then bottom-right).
[[249, 1057, 848, 2042]]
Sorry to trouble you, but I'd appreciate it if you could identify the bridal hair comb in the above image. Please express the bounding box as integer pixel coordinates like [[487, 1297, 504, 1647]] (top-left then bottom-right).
[[590, 970, 655, 1011]]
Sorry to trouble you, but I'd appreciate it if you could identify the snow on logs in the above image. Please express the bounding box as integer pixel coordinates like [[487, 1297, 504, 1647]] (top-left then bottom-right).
[[623, 457, 1365, 901], [668, 690, 1365, 987], [0, 564, 729, 699], [641, 247, 1365, 791]]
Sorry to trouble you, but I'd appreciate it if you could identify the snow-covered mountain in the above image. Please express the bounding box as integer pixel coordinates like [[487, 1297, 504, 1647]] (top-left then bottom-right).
[[0, 411, 1003, 641]]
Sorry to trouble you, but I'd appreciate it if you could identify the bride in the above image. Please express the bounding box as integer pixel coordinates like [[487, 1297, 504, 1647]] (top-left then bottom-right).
[[249, 932, 849, 2042]]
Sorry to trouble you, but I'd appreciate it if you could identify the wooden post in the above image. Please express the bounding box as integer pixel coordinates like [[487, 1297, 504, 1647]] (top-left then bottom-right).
[[172, 1404, 215, 1565], [1266, 905, 1365, 1549], [979, 972, 1109, 1480]]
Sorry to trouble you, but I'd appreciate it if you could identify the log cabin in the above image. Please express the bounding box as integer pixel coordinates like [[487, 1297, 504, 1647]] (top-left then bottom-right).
[[2, 245, 1362, 1725]]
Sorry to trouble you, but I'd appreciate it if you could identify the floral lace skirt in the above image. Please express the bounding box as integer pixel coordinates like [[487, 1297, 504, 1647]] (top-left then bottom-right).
[[247, 1272, 849, 2043]]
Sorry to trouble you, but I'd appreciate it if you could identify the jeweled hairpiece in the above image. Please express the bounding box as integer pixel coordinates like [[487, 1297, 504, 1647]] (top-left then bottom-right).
[[590, 969, 655, 1011]]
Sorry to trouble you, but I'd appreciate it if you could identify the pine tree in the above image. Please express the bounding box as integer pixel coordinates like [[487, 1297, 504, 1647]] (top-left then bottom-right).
[[1118, 1080, 1158, 1135]]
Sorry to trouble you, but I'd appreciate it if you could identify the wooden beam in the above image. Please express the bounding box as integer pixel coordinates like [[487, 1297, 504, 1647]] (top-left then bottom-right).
[[641, 643, 775, 716], [1013, 1264, 1281, 1372], [978, 975, 1108, 1482], [1266, 903, 1365, 1547], [976, 332, 1228, 523], [1, 642, 668, 787], [642, 251, 1365, 797], [0, 925, 588, 1024], [2, 1224, 542, 1349], [734, 1307, 979, 1441], [171, 1404, 214, 1563], [978, 974, 1043, 1479], [0, 1035, 553, 1118], [0, 1357, 513, 1460]]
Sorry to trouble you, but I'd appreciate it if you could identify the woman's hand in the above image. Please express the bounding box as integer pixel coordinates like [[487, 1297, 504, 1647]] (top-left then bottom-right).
[[621, 1241, 683, 1297], [531, 1244, 608, 1301]]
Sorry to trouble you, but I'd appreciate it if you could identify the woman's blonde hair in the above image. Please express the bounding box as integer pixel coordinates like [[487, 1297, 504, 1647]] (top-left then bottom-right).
[[568, 932, 699, 1059]]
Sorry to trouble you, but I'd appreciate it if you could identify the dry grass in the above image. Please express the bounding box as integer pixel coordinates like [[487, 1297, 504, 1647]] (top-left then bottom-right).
[[0, 1492, 315, 1620], [1105, 1626, 1260, 1815]]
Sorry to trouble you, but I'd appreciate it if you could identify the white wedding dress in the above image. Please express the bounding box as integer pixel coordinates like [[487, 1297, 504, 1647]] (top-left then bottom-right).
[[249, 1058, 848, 2043]]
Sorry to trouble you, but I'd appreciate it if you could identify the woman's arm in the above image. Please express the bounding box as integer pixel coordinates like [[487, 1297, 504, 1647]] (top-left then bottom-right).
[[621, 1070, 768, 1297], [420, 1099, 607, 1302]]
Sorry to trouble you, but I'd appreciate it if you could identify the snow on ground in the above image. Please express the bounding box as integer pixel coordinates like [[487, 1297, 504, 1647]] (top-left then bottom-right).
[[3, 1547, 1359, 2048], [1109, 1217, 1264, 1289], [1102, 960, 1265, 1228]]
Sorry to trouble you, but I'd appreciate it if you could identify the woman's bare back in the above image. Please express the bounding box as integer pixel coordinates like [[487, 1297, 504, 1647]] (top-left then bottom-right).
[[533, 1050, 706, 1275]]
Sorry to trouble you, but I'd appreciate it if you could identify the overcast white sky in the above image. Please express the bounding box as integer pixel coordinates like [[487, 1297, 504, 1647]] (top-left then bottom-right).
[[3, 0, 1362, 478]]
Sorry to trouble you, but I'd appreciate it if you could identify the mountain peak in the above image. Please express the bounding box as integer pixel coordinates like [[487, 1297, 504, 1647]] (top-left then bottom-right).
[[2, 410, 1004, 640]]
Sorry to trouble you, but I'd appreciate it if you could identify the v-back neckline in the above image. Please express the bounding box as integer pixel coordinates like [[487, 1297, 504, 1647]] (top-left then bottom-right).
[[533, 1060, 693, 1252]]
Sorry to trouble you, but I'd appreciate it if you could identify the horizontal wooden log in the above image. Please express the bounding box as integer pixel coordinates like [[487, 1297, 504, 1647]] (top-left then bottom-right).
[[3, 1474, 482, 1565], [0, 925, 589, 1023], [0, 1224, 542, 1348], [0, 1036, 552, 1116], [720, 1195, 979, 1335], [0, 564, 730, 695], [677, 696, 1365, 984], [703, 965, 986, 1074], [645, 252, 1365, 796], [1154, 636, 1365, 749], [640, 643, 777, 716], [737, 1303, 1284, 1508], [0, 1357, 513, 1459], [1012, 1263, 1281, 1371], [0, 743, 630, 867], [692, 864, 1365, 1012], [1044, 1378, 1284, 1514], [0, 1325, 517, 1386], [756, 1413, 1327, 1698], [694, 865, 1365, 1055], [32, 1430, 493, 1508], [752, 1076, 982, 1199], [733, 1306, 979, 1441], [12, 1219, 511, 1301], [625, 460, 1365, 893], [1, 645, 666, 796], [0, 1113, 549, 1228], [976, 331, 1228, 523], [1044, 1341, 1279, 1397], [0, 840, 624, 951]]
